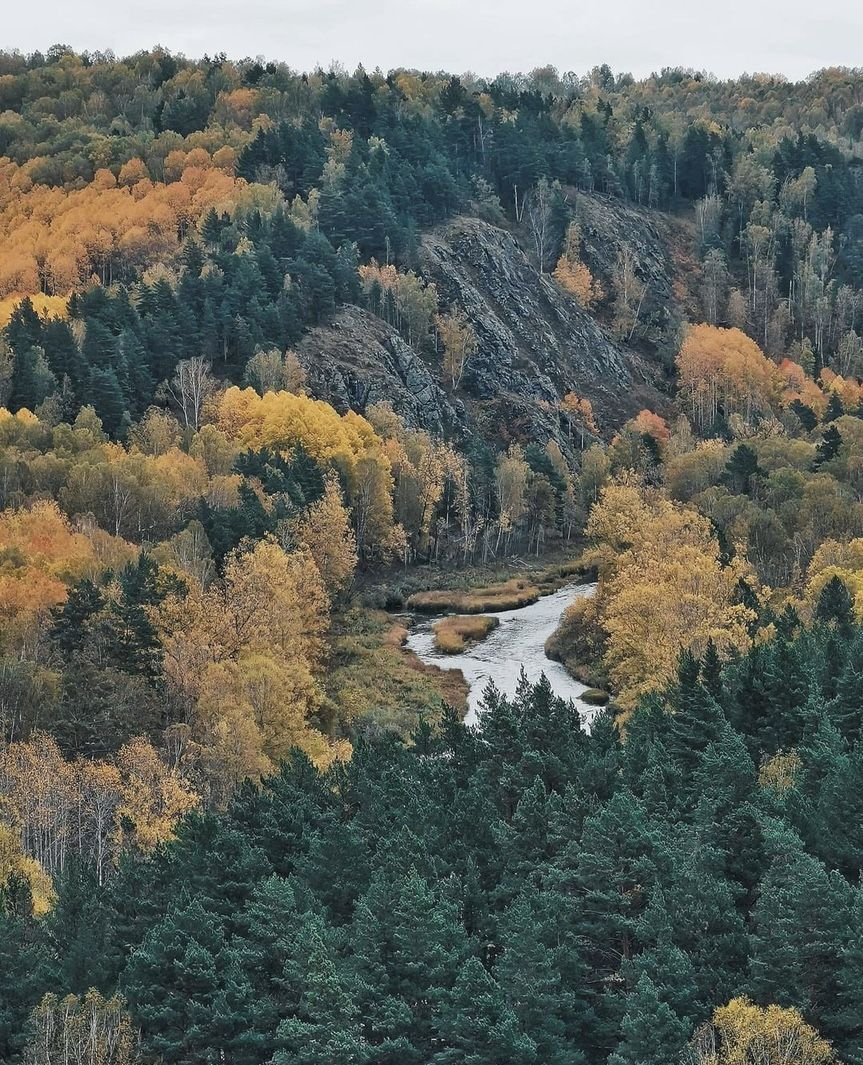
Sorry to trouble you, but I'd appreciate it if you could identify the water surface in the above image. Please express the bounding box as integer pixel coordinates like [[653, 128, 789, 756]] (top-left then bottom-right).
[[405, 582, 599, 726]]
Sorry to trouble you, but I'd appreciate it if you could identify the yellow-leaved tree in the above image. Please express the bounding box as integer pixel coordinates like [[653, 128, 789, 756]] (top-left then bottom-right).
[[0, 823, 54, 915], [157, 537, 348, 804], [584, 478, 756, 712], [291, 474, 358, 598], [677, 324, 782, 430], [553, 222, 604, 310], [0, 499, 132, 654], [435, 307, 477, 389], [368, 402, 464, 561], [25, 991, 139, 1065], [214, 387, 397, 558], [803, 537, 863, 619], [0, 732, 197, 890], [688, 997, 836, 1065]]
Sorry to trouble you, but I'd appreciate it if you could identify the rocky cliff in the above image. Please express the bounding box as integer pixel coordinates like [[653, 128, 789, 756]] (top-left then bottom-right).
[[297, 203, 687, 451], [297, 308, 464, 436], [572, 190, 700, 343], [418, 215, 665, 434]]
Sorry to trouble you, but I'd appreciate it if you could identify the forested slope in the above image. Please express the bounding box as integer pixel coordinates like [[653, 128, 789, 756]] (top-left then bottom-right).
[[2, 46, 863, 1063]]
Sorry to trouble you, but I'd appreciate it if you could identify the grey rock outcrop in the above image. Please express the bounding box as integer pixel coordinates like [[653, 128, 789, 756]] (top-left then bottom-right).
[[418, 215, 665, 437], [297, 308, 464, 436], [296, 212, 676, 452]]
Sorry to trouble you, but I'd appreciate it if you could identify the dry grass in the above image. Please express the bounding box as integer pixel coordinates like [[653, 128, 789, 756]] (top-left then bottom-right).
[[407, 578, 540, 614], [326, 610, 468, 734], [535, 558, 586, 592], [433, 614, 499, 654]]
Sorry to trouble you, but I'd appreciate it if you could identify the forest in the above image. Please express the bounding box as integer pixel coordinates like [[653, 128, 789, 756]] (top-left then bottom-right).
[[2, 44, 863, 1063]]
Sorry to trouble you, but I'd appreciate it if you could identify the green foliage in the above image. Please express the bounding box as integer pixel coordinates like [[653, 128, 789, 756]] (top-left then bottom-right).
[[4, 631, 863, 1063]]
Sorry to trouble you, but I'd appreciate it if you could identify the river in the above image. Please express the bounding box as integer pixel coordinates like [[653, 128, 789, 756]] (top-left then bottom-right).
[[405, 581, 599, 727]]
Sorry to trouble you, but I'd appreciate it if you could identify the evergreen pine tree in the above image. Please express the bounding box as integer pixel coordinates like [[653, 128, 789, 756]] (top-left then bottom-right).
[[0, 875, 54, 1062], [351, 868, 470, 1063], [496, 893, 591, 1064], [122, 898, 258, 1064], [88, 366, 129, 437], [431, 956, 537, 1065], [816, 424, 843, 466], [829, 632, 863, 742], [816, 575, 855, 635], [607, 974, 690, 1065], [273, 928, 369, 1065]]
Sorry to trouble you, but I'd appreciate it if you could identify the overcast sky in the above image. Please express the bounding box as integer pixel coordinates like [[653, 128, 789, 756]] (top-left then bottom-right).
[[4, 0, 862, 81]]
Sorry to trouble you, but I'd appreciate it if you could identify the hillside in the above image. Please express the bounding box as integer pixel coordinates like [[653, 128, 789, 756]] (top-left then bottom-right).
[[3, 48, 863, 1065]]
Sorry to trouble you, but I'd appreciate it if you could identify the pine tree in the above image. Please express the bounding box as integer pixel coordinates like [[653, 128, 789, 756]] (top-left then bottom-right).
[[824, 390, 844, 422], [607, 974, 690, 1065], [833, 890, 863, 1065], [0, 875, 54, 1062], [749, 841, 853, 1018], [816, 575, 855, 635], [273, 926, 369, 1065], [701, 637, 724, 701], [5, 296, 43, 353], [829, 633, 863, 742], [50, 579, 104, 655], [668, 650, 727, 775], [122, 898, 259, 1064], [351, 868, 470, 1062], [816, 424, 843, 467], [88, 366, 128, 437], [45, 861, 112, 995], [431, 956, 537, 1065], [724, 442, 762, 494], [10, 345, 57, 411], [562, 790, 657, 978], [496, 894, 591, 1064]]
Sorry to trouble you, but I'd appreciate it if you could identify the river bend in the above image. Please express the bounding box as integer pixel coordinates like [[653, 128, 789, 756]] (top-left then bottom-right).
[[405, 582, 599, 726]]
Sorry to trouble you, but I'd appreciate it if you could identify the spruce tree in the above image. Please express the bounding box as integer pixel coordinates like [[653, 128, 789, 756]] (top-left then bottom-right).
[[562, 791, 657, 980], [816, 424, 843, 467]]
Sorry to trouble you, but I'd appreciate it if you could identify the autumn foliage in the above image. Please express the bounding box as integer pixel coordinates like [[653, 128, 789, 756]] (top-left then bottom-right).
[[690, 997, 836, 1065], [583, 478, 755, 710], [677, 324, 781, 429], [0, 156, 268, 298]]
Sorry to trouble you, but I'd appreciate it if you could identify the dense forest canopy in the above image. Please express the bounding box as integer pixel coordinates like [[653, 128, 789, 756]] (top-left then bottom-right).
[[3, 45, 863, 1064]]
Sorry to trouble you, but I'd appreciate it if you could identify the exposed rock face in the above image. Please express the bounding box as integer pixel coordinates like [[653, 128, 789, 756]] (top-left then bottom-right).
[[418, 215, 665, 438], [297, 212, 676, 451], [297, 308, 464, 436], [574, 191, 677, 321]]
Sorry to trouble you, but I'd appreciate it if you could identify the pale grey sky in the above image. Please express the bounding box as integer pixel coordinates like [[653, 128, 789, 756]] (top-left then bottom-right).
[[4, 0, 861, 80]]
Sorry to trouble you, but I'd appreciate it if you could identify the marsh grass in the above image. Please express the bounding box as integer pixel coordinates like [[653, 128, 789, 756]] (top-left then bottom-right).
[[579, 687, 610, 706], [326, 609, 468, 733], [407, 578, 540, 614], [432, 614, 499, 653]]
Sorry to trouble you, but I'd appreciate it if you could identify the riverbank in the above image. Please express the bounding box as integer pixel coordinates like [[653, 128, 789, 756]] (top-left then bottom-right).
[[406, 581, 599, 727], [324, 609, 469, 737], [356, 547, 589, 612]]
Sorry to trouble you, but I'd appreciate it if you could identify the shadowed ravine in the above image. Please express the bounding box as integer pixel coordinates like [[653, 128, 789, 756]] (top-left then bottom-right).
[[406, 582, 598, 726]]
